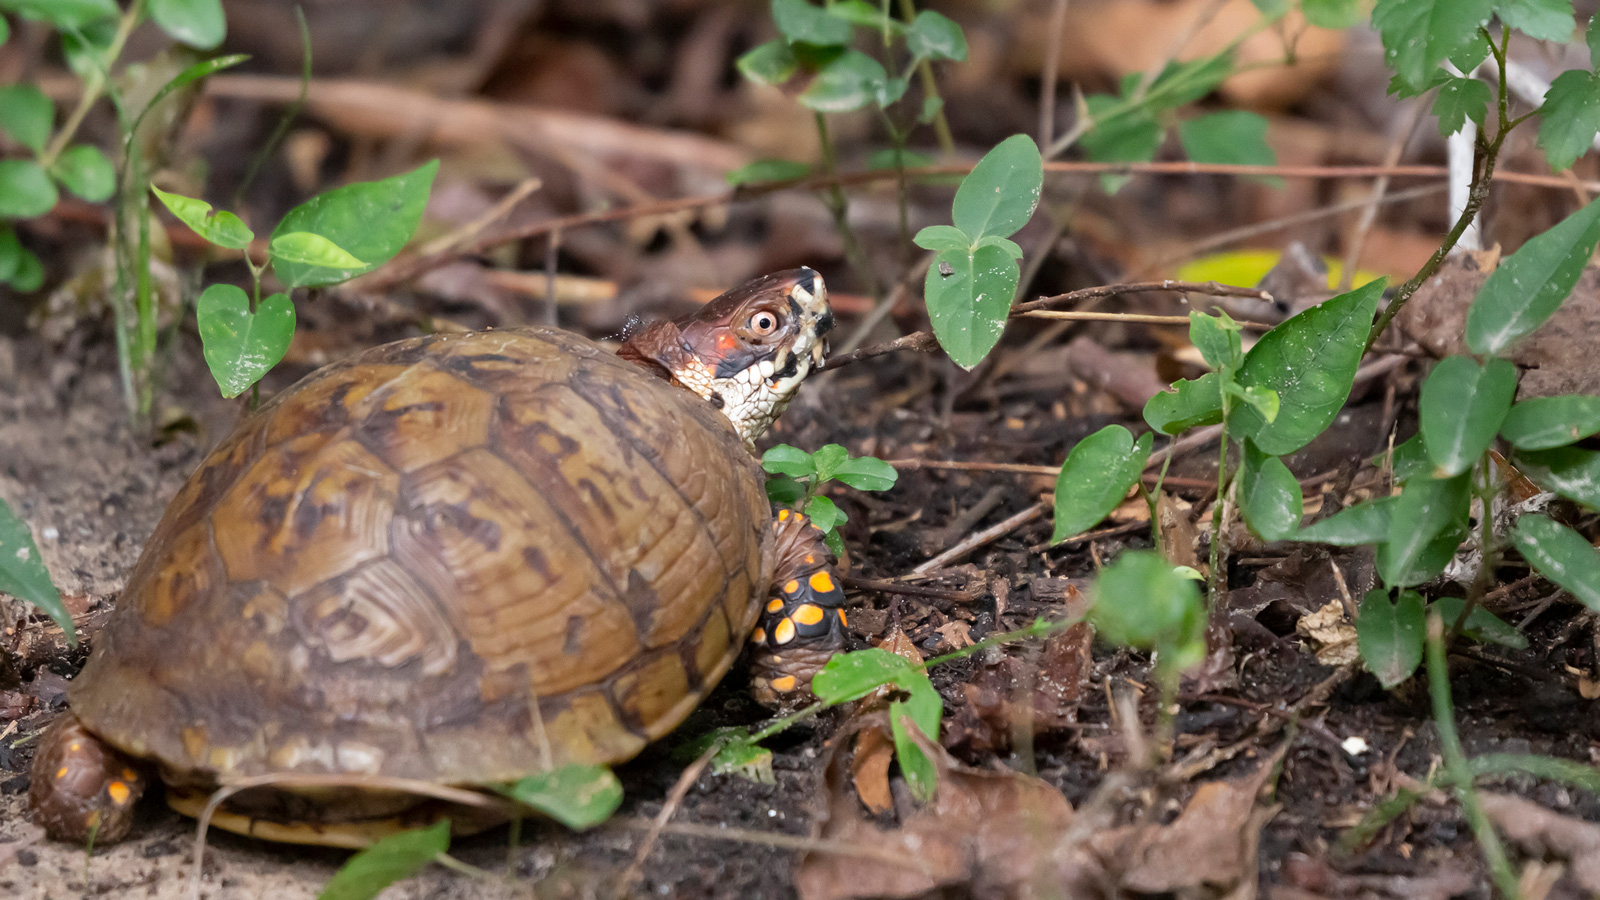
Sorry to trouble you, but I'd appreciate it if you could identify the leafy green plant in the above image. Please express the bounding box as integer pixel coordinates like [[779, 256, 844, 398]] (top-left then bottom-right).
[[762, 443, 898, 555], [317, 819, 450, 900], [0, 496, 73, 644], [152, 160, 438, 399], [0, 0, 233, 422]]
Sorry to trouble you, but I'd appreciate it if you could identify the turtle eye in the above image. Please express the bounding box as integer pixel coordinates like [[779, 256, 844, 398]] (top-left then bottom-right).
[[747, 310, 781, 337]]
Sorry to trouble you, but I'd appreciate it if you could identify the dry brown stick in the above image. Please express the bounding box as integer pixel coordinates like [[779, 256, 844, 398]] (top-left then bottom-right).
[[1037, 0, 1072, 147], [821, 331, 939, 370], [841, 575, 976, 603], [616, 743, 719, 897], [910, 501, 1049, 575], [1339, 99, 1428, 292], [1017, 310, 1275, 329]]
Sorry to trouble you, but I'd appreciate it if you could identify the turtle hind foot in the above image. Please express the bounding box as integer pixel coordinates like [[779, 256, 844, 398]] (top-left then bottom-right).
[[751, 509, 849, 707], [29, 714, 149, 844]]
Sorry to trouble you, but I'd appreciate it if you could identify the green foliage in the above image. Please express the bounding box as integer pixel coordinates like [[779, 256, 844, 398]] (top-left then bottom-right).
[[1178, 111, 1279, 184], [1511, 513, 1600, 610], [317, 820, 449, 900], [500, 764, 624, 830], [1377, 472, 1472, 588], [1356, 589, 1425, 688], [1051, 425, 1152, 543], [1301, 0, 1363, 29], [1498, 0, 1577, 43], [1294, 496, 1394, 546], [1144, 372, 1224, 435], [1372, 0, 1495, 96], [270, 160, 438, 289], [1466, 196, 1600, 354], [763, 444, 897, 553], [0, 0, 116, 29], [1500, 396, 1600, 449], [1431, 76, 1491, 137], [1238, 441, 1303, 541], [0, 497, 74, 645], [1089, 551, 1206, 675], [1418, 356, 1517, 477], [49, 145, 113, 202], [1430, 597, 1527, 650], [915, 134, 1042, 368], [813, 649, 942, 802], [151, 186, 255, 249], [196, 285, 295, 399], [1231, 279, 1384, 456], [1514, 446, 1600, 509], [268, 231, 367, 269], [0, 159, 56, 218], [905, 11, 967, 62], [0, 83, 52, 153], [148, 0, 226, 50]]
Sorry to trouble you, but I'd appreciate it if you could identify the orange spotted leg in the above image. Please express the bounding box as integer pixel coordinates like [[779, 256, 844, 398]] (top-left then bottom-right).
[[750, 509, 849, 706], [29, 714, 150, 844]]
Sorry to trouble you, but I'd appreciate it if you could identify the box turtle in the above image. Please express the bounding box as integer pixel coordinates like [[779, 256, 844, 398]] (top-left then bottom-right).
[[30, 268, 849, 847]]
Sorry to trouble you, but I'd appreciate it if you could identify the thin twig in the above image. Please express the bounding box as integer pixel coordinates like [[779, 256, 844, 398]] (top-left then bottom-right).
[[1017, 310, 1274, 328], [1038, 0, 1072, 146], [616, 744, 719, 896], [911, 501, 1048, 575], [1339, 99, 1427, 292]]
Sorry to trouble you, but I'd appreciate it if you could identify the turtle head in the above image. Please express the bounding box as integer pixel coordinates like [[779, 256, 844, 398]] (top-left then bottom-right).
[[619, 268, 833, 444]]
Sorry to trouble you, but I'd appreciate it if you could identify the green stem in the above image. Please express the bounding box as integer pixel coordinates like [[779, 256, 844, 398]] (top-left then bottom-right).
[[1425, 611, 1520, 899], [1366, 27, 1513, 351], [1447, 452, 1499, 645], [895, 0, 955, 155], [1207, 383, 1233, 608], [40, 0, 145, 170], [813, 113, 882, 299]]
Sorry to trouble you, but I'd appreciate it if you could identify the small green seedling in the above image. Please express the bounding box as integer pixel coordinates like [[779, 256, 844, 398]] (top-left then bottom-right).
[[152, 160, 438, 399], [0, 496, 73, 645], [317, 819, 449, 900], [762, 443, 897, 555]]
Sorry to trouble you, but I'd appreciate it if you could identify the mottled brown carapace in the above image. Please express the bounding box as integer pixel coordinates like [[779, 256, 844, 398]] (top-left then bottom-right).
[[30, 270, 846, 847]]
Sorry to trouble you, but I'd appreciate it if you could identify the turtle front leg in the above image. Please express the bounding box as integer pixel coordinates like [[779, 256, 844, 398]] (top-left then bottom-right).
[[750, 508, 849, 706], [29, 713, 150, 844]]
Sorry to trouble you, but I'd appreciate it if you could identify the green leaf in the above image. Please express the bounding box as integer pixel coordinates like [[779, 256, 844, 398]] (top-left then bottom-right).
[[951, 134, 1042, 240], [1177, 111, 1279, 185], [761, 444, 815, 479], [148, 0, 226, 49], [827, 0, 898, 30], [1378, 472, 1471, 587], [888, 679, 942, 803], [913, 225, 970, 253], [925, 243, 1016, 369], [737, 39, 798, 86], [1188, 310, 1243, 371], [1239, 442, 1303, 541], [0, 159, 56, 218], [973, 235, 1023, 259], [1501, 395, 1600, 450], [1295, 496, 1396, 546], [270, 159, 437, 289], [150, 186, 255, 250], [269, 231, 367, 269], [1498, 0, 1576, 42], [1302, 0, 1363, 28], [1430, 597, 1528, 649], [1229, 383, 1280, 422], [316, 820, 448, 900], [1589, 14, 1600, 69], [797, 49, 891, 112], [772, 0, 853, 46], [1538, 70, 1600, 172], [0, 83, 52, 153], [0, 223, 17, 282], [10, 246, 41, 291], [865, 148, 936, 172], [1513, 446, 1600, 509], [1080, 97, 1162, 194], [1356, 589, 1425, 688], [906, 10, 967, 61], [0, 497, 73, 646], [709, 738, 776, 784], [1419, 356, 1517, 477], [1432, 76, 1491, 137], [1388, 432, 1433, 484], [813, 647, 925, 703], [765, 475, 806, 506], [1232, 279, 1383, 456], [833, 456, 898, 492], [501, 764, 622, 830], [1469, 195, 1600, 354], [804, 494, 847, 532], [1143, 372, 1224, 435], [726, 159, 811, 186], [1249, 0, 1289, 18], [1372, 0, 1495, 95], [1512, 513, 1600, 610], [1144, 55, 1235, 110], [0, 16, 9, 46], [811, 444, 849, 482], [0, 0, 116, 28], [197, 285, 296, 399], [49, 145, 113, 202], [59, 18, 116, 80], [1089, 551, 1206, 672], [1052, 426, 1152, 543]]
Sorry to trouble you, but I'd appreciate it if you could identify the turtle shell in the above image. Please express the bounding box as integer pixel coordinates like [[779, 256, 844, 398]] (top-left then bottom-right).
[[68, 327, 770, 787]]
